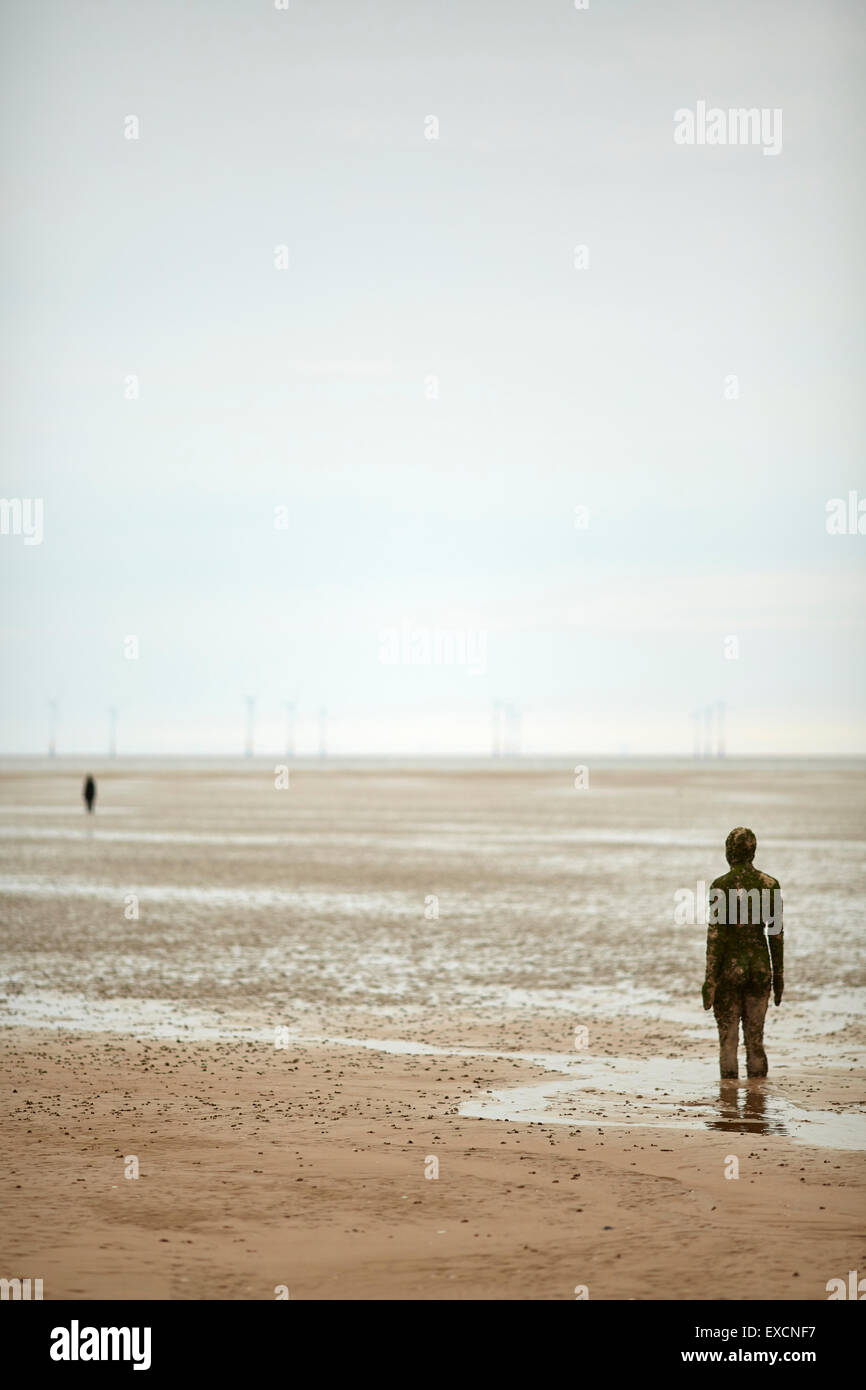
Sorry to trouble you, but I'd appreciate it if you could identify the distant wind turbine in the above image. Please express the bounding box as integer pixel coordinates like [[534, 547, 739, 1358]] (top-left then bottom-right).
[[691, 710, 702, 759], [284, 700, 296, 758], [716, 700, 726, 759], [244, 696, 256, 759], [48, 699, 58, 758], [702, 705, 713, 760]]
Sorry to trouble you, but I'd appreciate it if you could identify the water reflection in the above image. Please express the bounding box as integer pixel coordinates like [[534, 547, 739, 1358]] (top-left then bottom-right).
[[705, 1080, 789, 1137]]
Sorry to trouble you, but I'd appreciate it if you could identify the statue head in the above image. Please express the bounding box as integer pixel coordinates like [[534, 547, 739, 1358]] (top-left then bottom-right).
[[725, 826, 756, 865]]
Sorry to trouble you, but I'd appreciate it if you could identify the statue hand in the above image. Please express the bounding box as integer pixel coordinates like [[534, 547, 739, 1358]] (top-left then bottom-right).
[[702, 981, 715, 1011], [773, 982, 783, 1007]]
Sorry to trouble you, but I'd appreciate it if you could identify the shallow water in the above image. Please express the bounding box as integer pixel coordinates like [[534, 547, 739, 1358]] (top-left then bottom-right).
[[457, 1056, 866, 1151], [2, 988, 860, 1150]]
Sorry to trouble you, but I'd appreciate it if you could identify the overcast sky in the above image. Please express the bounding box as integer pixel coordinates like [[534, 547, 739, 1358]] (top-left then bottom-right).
[[1, 0, 864, 756]]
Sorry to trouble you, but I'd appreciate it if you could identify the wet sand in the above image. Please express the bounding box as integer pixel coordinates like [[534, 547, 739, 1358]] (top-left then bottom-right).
[[1, 1019, 863, 1300], [1, 762, 864, 1298]]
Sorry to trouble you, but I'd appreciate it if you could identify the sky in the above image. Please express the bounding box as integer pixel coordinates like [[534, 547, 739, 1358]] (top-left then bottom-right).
[[1, 0, 864, 756]]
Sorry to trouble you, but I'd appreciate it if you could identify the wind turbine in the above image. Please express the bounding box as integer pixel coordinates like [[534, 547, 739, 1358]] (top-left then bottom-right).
[[702, 705, 713, 760], [284, 700, 296, 758], [491, 700, 504, 758], [244, 695, 256, 759], [504, 703, 522, 758], [691, 709, 702, 759]]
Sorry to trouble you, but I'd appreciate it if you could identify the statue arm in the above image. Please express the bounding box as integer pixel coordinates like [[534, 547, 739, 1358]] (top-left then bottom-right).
[[768, 881, 784, 1003], [702, 885, 725, 1008]]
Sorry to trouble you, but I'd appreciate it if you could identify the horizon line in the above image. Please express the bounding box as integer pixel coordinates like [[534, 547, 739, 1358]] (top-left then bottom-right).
[[2, 752, 865, 766]]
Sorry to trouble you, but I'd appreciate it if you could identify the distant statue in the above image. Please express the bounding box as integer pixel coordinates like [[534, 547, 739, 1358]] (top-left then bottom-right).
[[83, 774, 96, 814], [702, 827, 783, 1078]]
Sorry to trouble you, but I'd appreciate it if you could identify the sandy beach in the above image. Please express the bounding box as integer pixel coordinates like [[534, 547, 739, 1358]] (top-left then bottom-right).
[[2, 1022, 863, 1301], [1, 762, 864, 1299]]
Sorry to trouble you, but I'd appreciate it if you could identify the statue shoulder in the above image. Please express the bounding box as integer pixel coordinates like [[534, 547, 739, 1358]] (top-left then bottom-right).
[[755, 867, 780, 890]]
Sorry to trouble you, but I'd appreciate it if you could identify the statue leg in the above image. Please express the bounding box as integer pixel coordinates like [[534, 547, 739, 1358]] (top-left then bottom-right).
[[713, 987, 740, 1079], [743, 987, 770, 1077]]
